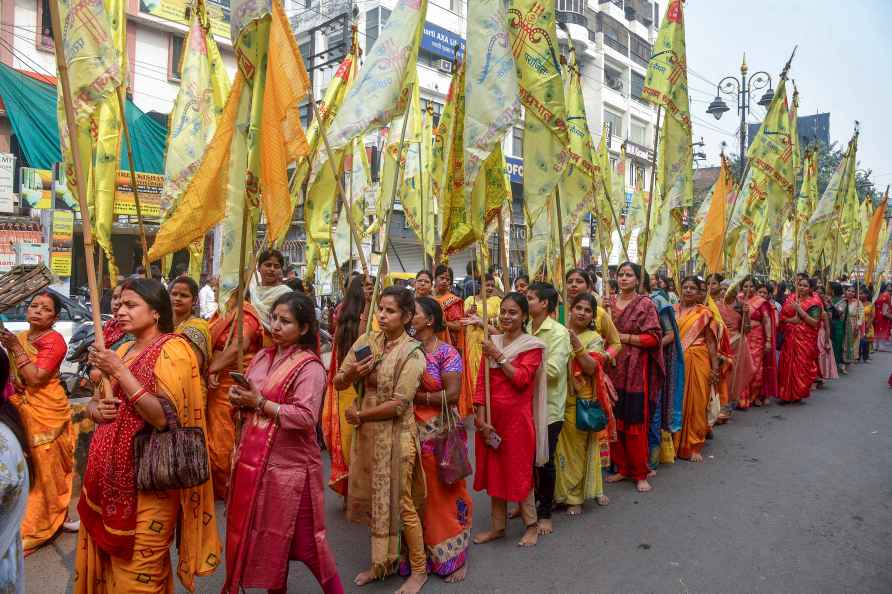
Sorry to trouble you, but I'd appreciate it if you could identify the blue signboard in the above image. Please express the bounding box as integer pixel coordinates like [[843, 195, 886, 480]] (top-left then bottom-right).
[[505, 156, 523, 184], [421, 22, 465, 60]]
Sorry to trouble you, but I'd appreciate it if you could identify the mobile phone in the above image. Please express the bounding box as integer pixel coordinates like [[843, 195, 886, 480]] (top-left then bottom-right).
[[485, 430, 502, 450], [228, 371, 251, 389], [354, 345, 373, 361]]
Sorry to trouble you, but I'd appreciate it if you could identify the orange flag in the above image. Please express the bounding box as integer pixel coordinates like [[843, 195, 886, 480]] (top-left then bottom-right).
[[864, 187, 889, 283], [260, 0, 311, 242], [698, 155, 734, 273]]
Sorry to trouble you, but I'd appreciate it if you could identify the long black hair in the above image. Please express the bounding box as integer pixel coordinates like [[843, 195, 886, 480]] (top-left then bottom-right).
[[0, 349, 32, 485], [121, 278, 174, 333], [335, 275, 366, 366], [271, 291, 319, 353], [415, 296, 445, 333]]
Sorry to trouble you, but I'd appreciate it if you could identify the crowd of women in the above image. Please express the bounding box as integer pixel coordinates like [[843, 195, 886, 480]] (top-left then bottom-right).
[[0, 248, 887, 594]]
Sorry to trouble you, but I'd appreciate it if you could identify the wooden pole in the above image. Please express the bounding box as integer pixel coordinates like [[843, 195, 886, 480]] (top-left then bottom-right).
[[365, 85, 414, 334], [418, 137, 429, 271], [478, 241, 492, 425], [234, 197, 251, 373], [310, 87, 369, 275], [639, 105, 662, 284], [602, 176, 630, 262], [554, 189, 570, 318], [115, 86, 150, 277], [498, 203, 510, 291], [48, 1, 111, 398]]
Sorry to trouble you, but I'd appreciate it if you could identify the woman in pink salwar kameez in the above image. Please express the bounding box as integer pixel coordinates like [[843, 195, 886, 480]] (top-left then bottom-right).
[[223, 292, 344, 594]]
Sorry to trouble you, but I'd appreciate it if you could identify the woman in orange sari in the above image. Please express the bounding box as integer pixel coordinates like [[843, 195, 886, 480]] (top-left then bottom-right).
[[206, 291, 263, 500], [737, 276, 774, 409], [673, 278, 721, 462], [0, 291, 75, 553], [408, 296, 472, 583], [433, 265, 465, 355], [777, 275, 823, 404], [223, 292, 343, 594], [77, 278, 219, 593], [322, 274, 365, 497]]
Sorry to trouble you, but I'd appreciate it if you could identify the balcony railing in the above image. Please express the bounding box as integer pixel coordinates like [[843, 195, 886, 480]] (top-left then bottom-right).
[[604, 35, 629, 56], [556, 10, 587, 27]]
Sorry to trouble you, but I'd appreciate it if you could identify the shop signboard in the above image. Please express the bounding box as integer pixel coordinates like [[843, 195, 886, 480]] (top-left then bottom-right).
[[51, 210, 74, 277], [139, 0, 231, 40], [19, 167, 53, 210], [0, 154, 14, 213]]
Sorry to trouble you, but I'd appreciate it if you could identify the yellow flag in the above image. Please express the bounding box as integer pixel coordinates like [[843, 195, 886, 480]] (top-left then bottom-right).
[[160, 0, 230, 279], [806, 131, 858, 271], [641, 0, 693, 272], [56, 0, 126, 276], [698, 155, 732, 273]]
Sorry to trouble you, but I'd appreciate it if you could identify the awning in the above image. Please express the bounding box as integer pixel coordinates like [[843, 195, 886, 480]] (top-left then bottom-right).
[[0, 63, 167, 172]]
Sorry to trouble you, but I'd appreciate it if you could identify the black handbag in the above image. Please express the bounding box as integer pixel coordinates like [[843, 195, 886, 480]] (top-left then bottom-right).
[[133, 397, 210, 491]]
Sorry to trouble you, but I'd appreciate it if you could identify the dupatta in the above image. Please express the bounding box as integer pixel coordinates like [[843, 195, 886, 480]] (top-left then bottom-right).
[[486, 333, 549, 465], [571, 330, 617, 443], [223, 346, 320, 594]]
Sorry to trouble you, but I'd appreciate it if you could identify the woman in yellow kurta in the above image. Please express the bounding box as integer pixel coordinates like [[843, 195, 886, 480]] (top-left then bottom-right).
[[461, 273, 501, 414], [554, 293, 617, 515], [0, 290, 74, 553], [77, 278, 220, 593], [673, 277, 721, 463]]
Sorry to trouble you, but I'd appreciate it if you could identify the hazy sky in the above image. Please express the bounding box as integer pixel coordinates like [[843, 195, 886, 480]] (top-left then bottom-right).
[[685, 0, 891, 190]]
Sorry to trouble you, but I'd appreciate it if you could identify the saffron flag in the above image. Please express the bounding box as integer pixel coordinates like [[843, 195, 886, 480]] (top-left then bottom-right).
[[56, 0, 126, 275], [697, 154, 733, 273], [320, 0, 427, 160], [641, 0, 693, 273], [150, 0, 311, 305], [160, 0, 231, 279]]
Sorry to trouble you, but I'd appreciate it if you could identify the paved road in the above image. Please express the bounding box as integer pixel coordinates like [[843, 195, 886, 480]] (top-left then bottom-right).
[[26, 355, 892, 593]]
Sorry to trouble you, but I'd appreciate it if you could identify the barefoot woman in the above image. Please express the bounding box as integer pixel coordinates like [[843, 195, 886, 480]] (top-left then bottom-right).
[[472, 292, 547, 547], [334, 287, 428, 594], [605, 262, 663, 493]]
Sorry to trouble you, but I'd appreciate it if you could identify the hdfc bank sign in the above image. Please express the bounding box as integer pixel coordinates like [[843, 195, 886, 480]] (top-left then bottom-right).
[[505, 156, 523, 184]]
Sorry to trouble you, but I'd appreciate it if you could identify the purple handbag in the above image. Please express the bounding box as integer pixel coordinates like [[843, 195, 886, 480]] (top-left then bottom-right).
[[431, 400, 472, 485]]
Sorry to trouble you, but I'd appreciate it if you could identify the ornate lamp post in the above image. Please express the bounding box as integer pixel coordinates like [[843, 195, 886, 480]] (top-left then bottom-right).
[[706, 54, 775, 178]]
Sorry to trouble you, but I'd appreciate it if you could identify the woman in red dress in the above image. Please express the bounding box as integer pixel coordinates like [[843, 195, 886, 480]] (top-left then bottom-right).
[[777, 275, 823, 403], [873, 283, 892, 351], [472, 292, 547, 548], [736, 277, 774, 409]]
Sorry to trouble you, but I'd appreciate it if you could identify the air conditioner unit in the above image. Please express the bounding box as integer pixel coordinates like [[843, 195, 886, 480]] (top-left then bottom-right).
[[436, 59, 452, 73]]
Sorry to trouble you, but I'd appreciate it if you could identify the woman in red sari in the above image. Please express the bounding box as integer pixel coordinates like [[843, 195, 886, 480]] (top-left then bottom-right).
[[206, 291, 263, 500], [605, 262, 663, 493], [674, 278, 721, 462], [736, 277, 774, 409], [777, 275, 823, 404], [708, 275, 755, 420], [472, 292, 547, 548], [873, 283, 892, 351], [223, 292, 343, 594], [756, 283, 779, 402]]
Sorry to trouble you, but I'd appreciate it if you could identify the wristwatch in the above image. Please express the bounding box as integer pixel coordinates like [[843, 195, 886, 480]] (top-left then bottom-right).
[[496, 354, 507, 366]]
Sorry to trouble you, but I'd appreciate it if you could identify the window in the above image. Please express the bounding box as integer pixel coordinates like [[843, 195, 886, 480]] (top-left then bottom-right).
[[36, 0, 54, 50], [630, 119, 647, 145], [168, 35, 185, 82], [512, 127, 524, 157], [631, 71, 645, 101], [630, 34, 652, 67], [598, 13, 628, 55], [365, 7, 391, 53], [556, 0, 585, 25], [604, 110, 623, 138], [604, 64, 625, 94]]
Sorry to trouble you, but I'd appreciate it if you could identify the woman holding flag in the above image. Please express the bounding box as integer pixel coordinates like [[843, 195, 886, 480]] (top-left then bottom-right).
[[736, 277, 775, 409], [777, 275, 823, 403]]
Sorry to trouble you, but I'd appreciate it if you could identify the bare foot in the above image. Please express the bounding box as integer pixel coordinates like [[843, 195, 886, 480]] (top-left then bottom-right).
[[473, 529, 505, 544], [753, 399, 763, 407], [636, 479, 653, 493], [567, 505, 582, 516], [354, 569, 376, 587], [606, 473, 626, 483], [647, 468, 657, 478], [395, 572, 427, 594], [596, 495, 610, 506], [517, 525, 538, 547], [507, 507, 522, 520], [444, 565, 467, 584], [537, 518, 554, 535], [690, 452, 704, 463]]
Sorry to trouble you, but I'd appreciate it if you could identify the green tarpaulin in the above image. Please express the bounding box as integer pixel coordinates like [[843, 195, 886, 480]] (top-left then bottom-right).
[[0, 62, 167, 172]]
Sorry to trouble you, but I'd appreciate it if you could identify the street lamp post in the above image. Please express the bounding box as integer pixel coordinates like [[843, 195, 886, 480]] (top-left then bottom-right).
[[706, 54, 774, 179]]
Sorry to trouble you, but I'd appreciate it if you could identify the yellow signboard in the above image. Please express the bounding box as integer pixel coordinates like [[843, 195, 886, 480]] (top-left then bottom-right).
[[51, 210, 74, 277], [114, 172, 164, 218], [139, 0, 231, 41]]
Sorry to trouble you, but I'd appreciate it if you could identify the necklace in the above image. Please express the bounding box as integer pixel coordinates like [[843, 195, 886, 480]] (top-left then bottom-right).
[[26, 329, 52, 344]]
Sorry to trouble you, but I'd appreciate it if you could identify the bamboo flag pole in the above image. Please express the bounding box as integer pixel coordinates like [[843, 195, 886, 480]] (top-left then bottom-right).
[[602, 175, 630, 262], [365, 84, 415, 334], [234, 195, 251, 374], [310, 87, 369, 276], [639, 106, 662, 288], [115, 86, 150, 277], [48, 1, 112, 398], [498, 203, 510, 291], [478, 241, 492, 425], [553, 189, 570, 317]]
